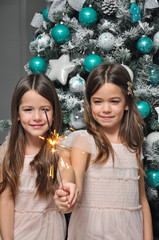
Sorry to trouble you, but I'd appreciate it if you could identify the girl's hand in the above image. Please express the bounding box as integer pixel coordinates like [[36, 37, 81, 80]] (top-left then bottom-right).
[[54, 182, 79, 213]]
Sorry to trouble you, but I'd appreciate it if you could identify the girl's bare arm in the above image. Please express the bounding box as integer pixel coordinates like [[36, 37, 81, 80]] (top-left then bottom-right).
[[139, 173, 153, 240], [0, 184, 14, 240]]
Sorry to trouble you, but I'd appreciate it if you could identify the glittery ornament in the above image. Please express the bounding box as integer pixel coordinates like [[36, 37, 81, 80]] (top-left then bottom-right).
[[150, 64, 159, 84], [98, 32, 115, 51], [145, 169, 159, 188], [153, 32, 159, 48], [69, 74, 85, 93], [69, 108, 86, 129], [146, 131, 159, 147], [137, 36, 153, 54]]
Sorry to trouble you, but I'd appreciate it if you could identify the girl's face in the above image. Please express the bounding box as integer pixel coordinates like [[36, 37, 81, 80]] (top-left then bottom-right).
[[91, 83, 128, 136], [18, 90, 53, 141]]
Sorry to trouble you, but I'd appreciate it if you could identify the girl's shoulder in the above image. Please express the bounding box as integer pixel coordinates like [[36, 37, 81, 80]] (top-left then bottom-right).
[[0, 140, 8, 164], [61, 130, 96, 155]]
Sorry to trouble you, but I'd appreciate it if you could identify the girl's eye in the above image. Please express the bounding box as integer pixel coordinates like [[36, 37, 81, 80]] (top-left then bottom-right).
[[111, 100, 120, 104], [42, 108, 49, 112], [93, 100, 101, 104], [24, 108, 32, 111]]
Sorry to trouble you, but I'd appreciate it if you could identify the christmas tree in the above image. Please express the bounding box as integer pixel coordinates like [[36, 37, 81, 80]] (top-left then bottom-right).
[[1, 0, 159, 237]]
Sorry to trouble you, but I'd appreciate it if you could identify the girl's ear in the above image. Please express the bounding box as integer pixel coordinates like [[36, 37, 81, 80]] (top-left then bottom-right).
[[17, 114, 20, 121], [125, 105, 129, 111]]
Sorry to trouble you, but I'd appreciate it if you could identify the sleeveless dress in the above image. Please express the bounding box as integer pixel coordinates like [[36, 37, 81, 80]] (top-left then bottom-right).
[[0, 144, 66, 240], [62, 130, 143, 240]]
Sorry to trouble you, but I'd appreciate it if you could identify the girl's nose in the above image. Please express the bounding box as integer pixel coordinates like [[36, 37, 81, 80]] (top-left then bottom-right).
[[33, 110, 42, 121], [103, 103, 111, 112]]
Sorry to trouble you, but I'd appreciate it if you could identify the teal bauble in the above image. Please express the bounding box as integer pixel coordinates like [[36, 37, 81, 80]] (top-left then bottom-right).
[[42, 8, 50, 22], [29, 56, 47, 73], [145, 169, 159, 188], [84, 54, 102, 72], [137, 101, 150, 118], [137, 36, 153, 54], [150, 64, 159, 84], [79, 7, 97, 26], [51, 24, 70, 43]]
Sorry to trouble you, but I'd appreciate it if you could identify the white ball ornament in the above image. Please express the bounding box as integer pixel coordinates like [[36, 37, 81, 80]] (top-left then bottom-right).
[[153, 32, 159, 48], [122, 64, 134, 82], [69, 74, 85, 93], [146, 131, 159, 147], [155, 106, 159, 123], [69, 109, 86, 129], [97, 32, 115, 51]]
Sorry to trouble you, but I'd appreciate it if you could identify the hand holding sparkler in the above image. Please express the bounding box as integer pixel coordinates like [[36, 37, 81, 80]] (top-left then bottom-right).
[[54, 157, 79, 212], [54, 182, 79, 213]]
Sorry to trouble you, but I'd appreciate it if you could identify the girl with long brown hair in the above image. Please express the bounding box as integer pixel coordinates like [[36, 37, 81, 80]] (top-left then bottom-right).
[[55, 63, 153, 239], [0, 74, 77, 240]]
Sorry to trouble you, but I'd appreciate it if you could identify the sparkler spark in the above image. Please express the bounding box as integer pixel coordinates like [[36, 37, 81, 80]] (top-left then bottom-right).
[[60, 157, 70, 169], [39, 109, 65, 189], [39, 109, 73, 190], [39, 131, 64, 189]]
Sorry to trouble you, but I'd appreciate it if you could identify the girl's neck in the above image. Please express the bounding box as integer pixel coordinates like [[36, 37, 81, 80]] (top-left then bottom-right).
[[107, 136, 122, 144], [103, 129, 122, 144], [25, 137, 43, 155], [25, 145, 41, 155]]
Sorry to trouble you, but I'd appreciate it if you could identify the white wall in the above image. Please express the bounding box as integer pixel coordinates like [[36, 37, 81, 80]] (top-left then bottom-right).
[[0, 0, 46, 144]]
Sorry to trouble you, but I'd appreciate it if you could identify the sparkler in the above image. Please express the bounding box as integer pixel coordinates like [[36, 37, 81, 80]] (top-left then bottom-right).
[[39, 109, 64, 189]]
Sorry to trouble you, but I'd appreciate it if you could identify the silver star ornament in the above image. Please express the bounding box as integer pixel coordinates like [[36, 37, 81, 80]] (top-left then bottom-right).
[[48, 54, 76, 85]]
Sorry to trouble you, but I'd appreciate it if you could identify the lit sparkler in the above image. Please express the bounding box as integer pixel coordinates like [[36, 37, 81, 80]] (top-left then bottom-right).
[[39, 109, 64, 189]]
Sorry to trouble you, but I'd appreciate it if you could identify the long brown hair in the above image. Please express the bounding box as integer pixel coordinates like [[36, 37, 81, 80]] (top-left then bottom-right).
[[2, 74, 62, 198], [84, 63, 145, 172]]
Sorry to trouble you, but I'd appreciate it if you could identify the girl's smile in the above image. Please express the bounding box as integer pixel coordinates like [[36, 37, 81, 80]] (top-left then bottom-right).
[[18, 90, 53, 141], [91, 82, 128, 135]]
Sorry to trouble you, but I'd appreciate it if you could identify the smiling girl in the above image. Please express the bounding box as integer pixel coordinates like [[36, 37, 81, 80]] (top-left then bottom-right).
[[55, 63, 153, 240], [0, 74, 77, 240]]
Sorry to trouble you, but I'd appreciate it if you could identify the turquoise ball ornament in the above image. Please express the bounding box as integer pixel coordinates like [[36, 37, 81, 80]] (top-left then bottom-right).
[[42, 8, 50, 22], [29, 56, 47, 73], [79, 7, 97, 26], [51, 24, 70, 43], [137, 36, 153, 54], [84, 54, 102, 72], [137, 101, 150, 119], [150, 64, 159, 84], [145, 169, 159, 188]]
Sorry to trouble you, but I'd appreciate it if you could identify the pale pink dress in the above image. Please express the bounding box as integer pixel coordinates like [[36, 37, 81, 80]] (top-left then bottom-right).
[[0, 144, 66, 240], [62, 130, 143, 240]]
